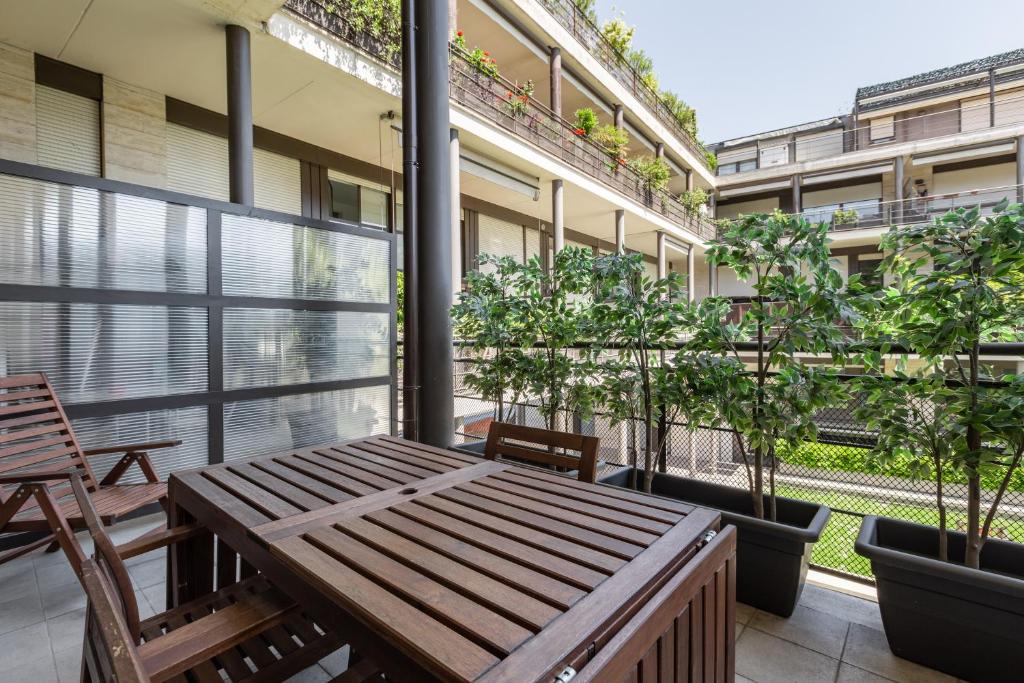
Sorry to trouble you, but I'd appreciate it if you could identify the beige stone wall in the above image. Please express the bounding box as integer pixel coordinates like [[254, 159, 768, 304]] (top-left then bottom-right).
[[0, 43, 36, 163], [102, 77, 166, 187]]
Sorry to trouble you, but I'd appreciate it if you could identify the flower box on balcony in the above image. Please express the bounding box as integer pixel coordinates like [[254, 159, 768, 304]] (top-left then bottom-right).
[[599, 466, 830, 617], [855, 515, 1024, 682]]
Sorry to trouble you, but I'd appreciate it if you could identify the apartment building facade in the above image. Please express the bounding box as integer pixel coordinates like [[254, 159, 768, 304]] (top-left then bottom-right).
[[0, 0, 716, 469], [706, 49, 1024, 299]]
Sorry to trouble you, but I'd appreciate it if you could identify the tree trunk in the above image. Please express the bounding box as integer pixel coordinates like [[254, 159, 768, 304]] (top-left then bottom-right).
[[935, 454, 948, 562], [752, 446, 764, 519], [964, 337, 982, 569]]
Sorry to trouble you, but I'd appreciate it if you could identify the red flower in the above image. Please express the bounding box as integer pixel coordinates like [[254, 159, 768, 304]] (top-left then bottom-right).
[[483, 51, 490, 56], [573, 127, 586, 136], [506, 91, 513, 97], [456, 30, 463, 37], [518, 95, 528, 103], [618, 158, 627, 166]]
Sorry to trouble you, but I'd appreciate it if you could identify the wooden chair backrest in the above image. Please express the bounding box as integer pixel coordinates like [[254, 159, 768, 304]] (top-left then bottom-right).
[[80, 557, 149, 682], [0, 373, 96, 504], [484, 422, 599, 483]]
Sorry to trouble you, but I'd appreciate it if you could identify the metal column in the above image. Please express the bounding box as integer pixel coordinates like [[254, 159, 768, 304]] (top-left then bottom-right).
[[894, 157, 905, 225], [552, 179, 564, 253], [614, 104, 624, 130], [225, 25, 254, 206], [687, 244, 695, 303], [615, 209, 625, 253], [414, 0, 454, 447], [549, 47, 561, 117], [792, 174, 802, 213], [657, 232, 666, 279], [450, 129, 462, 298]]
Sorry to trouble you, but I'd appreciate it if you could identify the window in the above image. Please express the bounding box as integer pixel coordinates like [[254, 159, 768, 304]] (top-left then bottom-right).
[[166, 124, 230, 201], [360, 186, 388, 228], [869, 116, 895, 142], [35, 85, 101, 176], [329, 179, 360, 223], [855, 256, 884, 290], [327, 171, 393, 230]]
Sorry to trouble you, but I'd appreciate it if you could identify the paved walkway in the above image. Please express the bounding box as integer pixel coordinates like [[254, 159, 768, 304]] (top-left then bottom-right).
[[0, 514, 962, 682]]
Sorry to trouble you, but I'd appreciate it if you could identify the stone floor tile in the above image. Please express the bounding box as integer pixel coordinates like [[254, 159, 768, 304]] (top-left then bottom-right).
[[749, 603, 851, 658], [7, 649, 58, 683], [0, 567, 39, 604], [735, 676, 757, 683], [127, 556, 166, 590], [285, 664, 333, 682], [141, 582, 166, 614], [0, 553, 38, 582], [46, 607, 86, 654], [736, 627, 840, 683], [800, 583, 885, 633], [54, 646, 83, 683], [837, 663, 898, 682], [0, 622, 54, 671], [34, 558, 79, 589], [40, 579, 86, 619], [842, 623, 957, 683], [135, 589, 157, 620], [735, 601, 756, 624], [0, 590, 44, 636]]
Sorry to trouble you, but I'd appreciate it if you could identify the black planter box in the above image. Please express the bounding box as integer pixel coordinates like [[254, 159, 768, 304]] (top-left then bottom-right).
[[452, 440, 487, 457], [599, 466, 829, 616], [856, 515, 1024, 682]]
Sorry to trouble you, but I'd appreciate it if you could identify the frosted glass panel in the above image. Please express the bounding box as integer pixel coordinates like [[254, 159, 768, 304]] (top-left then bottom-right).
[[0, 302, 207, 403], [0, 174, 206, 293], [223, 308, 389, 389], [222, 214, 389, 303], [224, 385, 390, 460], [73, 406, 208, 482]]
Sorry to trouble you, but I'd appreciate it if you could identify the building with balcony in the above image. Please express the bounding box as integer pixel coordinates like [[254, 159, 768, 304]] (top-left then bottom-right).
[[705, 49, 1024, 299]]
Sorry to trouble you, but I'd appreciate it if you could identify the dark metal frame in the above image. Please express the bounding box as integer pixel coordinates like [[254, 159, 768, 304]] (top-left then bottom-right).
[[0, 158, 398, 464]]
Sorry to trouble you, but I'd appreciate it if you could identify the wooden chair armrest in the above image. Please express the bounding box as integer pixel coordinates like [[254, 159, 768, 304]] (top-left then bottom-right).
[[0, 469, 77, 485], [83, 439, 181, 457], [114, 523, 205, 560]]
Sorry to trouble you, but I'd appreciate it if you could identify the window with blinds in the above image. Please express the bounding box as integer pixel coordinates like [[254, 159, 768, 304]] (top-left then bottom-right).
[[166, 123, 230, 201], [35, 85, 101, 176], [477, 214, 523, 272], [254, 147, 302, 215]]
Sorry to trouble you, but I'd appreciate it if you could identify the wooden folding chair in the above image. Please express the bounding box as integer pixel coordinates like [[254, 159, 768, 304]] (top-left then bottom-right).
[[484, 421, 600, 482], [34, 470, 380, 682], [0, 372, 178, 564]]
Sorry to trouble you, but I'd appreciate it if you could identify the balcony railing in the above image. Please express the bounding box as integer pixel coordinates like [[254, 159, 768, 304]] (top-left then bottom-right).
[[717, 93, 1024, 176], [535, 0, 713, 171], [448, 47, 717, 240], [282, 0, 716, 241], [797, 183, 1024, 233]]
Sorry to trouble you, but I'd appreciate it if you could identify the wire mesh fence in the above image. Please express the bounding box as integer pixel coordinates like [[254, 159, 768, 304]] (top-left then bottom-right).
[[449, 352, 1024, 581]]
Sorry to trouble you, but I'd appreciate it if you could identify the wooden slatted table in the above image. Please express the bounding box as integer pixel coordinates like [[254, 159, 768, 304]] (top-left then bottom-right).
[[168, 435, 737, 683]]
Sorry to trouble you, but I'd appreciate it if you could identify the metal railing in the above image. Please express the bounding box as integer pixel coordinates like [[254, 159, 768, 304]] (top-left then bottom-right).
[[795, 183, 1024, 233], [717, 92, 1024, 176], [450, 343, 1024, 580], [284, 0, 401, 68], [448, 47, 717, 240], [535, 0, 713, 171]]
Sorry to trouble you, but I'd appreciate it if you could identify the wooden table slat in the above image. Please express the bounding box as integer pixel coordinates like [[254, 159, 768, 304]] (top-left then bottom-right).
[[254, 459, 357, 504], [505, 466, 696, 516], [203, 469, 303, 521], [297, 451, 402, 491], [340, 441, 457, 476], [283, 454, 382, 497], [316, 447, 424, 484], [229, 461, 333, 512], [373, 435, 482, 465], [271, 534, 500, 681]]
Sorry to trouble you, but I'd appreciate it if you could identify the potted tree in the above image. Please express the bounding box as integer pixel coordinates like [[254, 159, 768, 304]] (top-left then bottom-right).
[[854, 202, 1024, 681], [589, 251, 689, 492], [601, 212, 843, 616], [451, 254, 532, 451]]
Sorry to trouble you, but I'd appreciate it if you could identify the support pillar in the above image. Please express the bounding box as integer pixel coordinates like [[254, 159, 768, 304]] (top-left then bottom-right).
[[415, 0, 453, 447], [552, 179, 564, 253], [400, 0, 418, 441], [614, 104, 624, 131], [656, 232, 666, 279], [685, 169, 694, 192], [709, 262, 718, 297], [709, 192, 717, 218], [614, 209, 625, 253], [1017, 136, 1024, 204], [549, 47, 562, 118], [225, 25, 254, 206], [687, 244, 695, 303], [655, 142, 664, 159], [990, 69, 997, 128], [894, 157, 904, 225], [792, 174, 802, 214], [450, 129, 461, 297]]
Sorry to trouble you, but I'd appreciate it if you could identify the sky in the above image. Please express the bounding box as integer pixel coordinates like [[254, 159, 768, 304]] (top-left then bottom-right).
[[593, 0, 1024, 144]]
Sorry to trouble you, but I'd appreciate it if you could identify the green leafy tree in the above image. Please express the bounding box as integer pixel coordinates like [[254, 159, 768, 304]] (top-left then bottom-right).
[[519, 247, 600, 431], [683, 212, 852, 519], [600, 17, 635, 57], [451, 254, 531, 424], [861, 202, 1024, 568], [627, 49, 658, 91], [660, 91, 698, 138], [591, 252, 689, 492]]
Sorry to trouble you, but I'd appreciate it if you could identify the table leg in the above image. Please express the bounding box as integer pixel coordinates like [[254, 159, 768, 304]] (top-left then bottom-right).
[[166, 488, 214, 608]]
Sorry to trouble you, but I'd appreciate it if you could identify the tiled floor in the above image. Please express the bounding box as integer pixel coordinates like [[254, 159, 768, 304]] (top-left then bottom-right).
[[1, 513, 961, 683]]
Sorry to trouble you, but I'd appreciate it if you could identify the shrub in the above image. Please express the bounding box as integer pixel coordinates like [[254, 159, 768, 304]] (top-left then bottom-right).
[[661, 91, 698, 138], [592, 124, 629, 164], [601, 17, 634, 57], [574, 107, 598, 136], [627, 49, 658, 91], [679, 187, 709, 213], [629, 156, 671, 193]]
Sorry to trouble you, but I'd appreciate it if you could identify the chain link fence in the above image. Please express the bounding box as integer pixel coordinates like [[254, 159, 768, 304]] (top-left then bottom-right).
[[449, 351, 1024, 581]]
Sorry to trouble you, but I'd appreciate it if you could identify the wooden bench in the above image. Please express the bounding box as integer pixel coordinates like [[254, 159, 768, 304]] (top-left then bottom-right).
[[484, 421, 600, 483], [0, 372, 177, 565], [48, 470, 382, 682]]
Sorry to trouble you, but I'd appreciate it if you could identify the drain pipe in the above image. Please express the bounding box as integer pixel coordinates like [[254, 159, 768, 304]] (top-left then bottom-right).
[[401, 0, 419, 441]]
